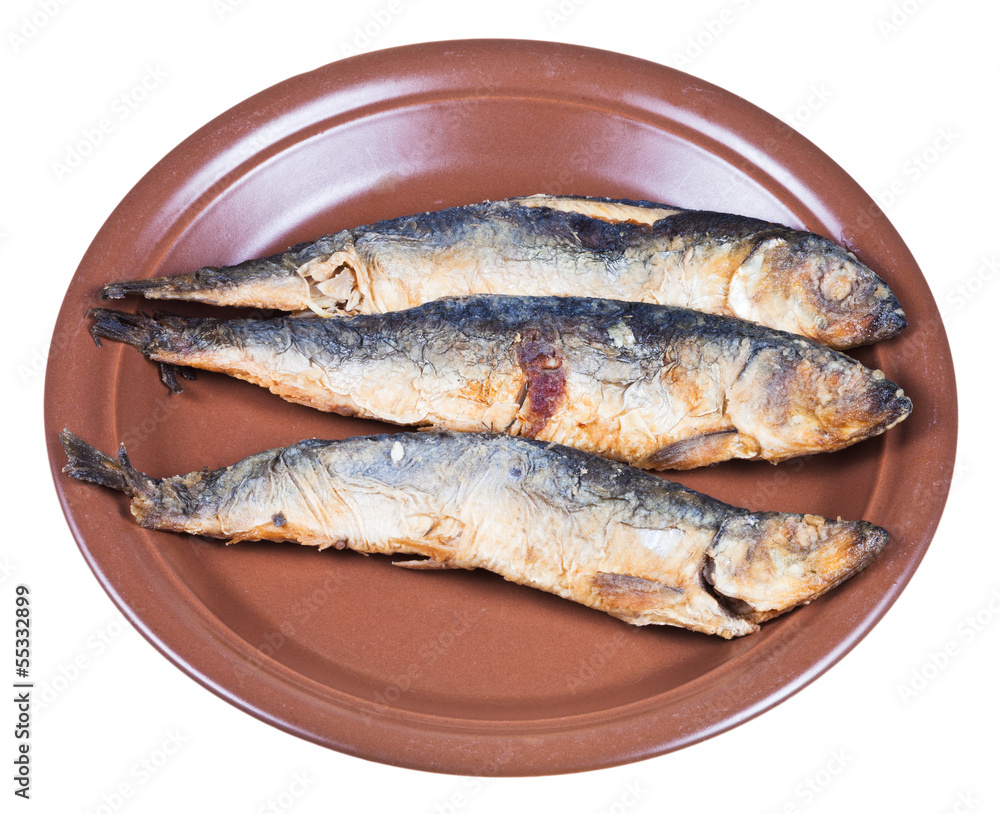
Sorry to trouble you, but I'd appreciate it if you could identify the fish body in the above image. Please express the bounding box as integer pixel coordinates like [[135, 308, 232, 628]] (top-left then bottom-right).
[[101, 195, 906, 349], [59, 429, 888, 638], [89, 295, 912, 470]]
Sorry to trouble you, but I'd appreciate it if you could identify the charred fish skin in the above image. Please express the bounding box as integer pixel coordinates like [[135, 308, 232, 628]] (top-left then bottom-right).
[[88, 295, 912, 470], [59, 429, 888, 638], [99, 194, 906, 349]]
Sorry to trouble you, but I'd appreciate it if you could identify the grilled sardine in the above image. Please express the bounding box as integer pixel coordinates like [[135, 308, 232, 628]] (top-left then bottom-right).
[[100, 194, 906, 349], [59, 429, 888, 638], [88, 295, 912, 470]]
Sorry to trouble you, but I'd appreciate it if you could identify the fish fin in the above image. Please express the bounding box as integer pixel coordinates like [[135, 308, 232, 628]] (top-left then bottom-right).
[[226, 530, 270, 545], [511, 195, 683, 226], [59, 430, 157, 498], [640, 430, 749, 470], [592, 570, 758, 637], [387, 519, 466, 569], [392, 559, 461, 570], [157, 362, 190, 394], [590, 572, 682, 608]]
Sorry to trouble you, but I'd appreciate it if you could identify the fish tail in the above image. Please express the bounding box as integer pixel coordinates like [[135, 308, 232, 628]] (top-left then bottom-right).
[[87, 308, 196, 393], [59, 430, 157, 498], [88, 307, 163, 349]]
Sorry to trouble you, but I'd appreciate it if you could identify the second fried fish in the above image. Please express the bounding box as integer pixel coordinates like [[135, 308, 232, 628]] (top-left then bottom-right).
[[89, 295, 911, 470]]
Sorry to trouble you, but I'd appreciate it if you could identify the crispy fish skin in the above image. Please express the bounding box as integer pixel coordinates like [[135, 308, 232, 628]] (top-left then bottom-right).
[[100, 194, 906, 349], [59, 429, 888, 638], [88, 295, 912, 470]]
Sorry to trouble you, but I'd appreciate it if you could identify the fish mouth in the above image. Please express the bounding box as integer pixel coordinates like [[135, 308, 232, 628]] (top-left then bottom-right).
[[819, 379, 911, 452], [812, 308, 908, 351], [809, 282, 908, 349], [862, 295, 908, 345], [856, 379, 913, 440]]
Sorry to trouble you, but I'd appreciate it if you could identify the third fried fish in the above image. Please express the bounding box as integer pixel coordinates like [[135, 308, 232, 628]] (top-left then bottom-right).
[[59, 429, 889, 638]]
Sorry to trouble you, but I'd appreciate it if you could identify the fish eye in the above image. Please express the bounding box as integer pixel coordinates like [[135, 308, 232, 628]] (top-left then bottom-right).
[[819, 263, 858, 303]]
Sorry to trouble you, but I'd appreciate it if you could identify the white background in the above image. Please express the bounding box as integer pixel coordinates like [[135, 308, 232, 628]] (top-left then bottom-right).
[[3, 0, 997, 811]]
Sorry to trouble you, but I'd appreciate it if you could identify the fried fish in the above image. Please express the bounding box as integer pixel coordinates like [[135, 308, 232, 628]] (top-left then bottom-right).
[[88, 295, 911, 470], [59, 429, 888, 638], [100, 195, 906, 349]]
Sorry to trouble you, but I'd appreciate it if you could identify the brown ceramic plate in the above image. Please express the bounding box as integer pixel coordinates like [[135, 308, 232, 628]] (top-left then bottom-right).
[[45, 40, 957, 776]]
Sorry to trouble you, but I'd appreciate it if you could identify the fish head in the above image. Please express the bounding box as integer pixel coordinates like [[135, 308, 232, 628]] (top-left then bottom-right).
[[705, 513, 888, 623], [728, 233, 907, 349], [727, 344, 912, 460]]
